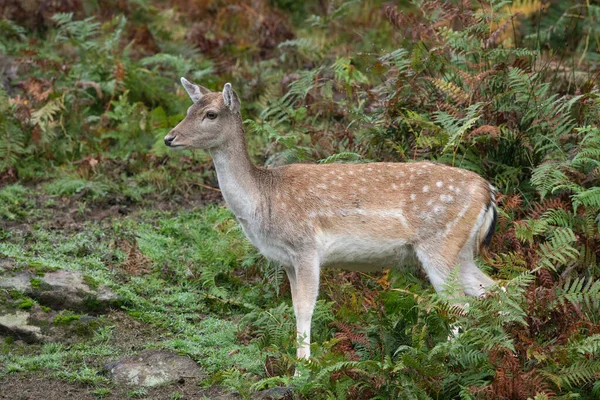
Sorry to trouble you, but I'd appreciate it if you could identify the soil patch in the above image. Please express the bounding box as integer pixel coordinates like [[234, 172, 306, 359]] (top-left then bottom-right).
[[1, 185, 223, 235], [0, 372, 238, 400]]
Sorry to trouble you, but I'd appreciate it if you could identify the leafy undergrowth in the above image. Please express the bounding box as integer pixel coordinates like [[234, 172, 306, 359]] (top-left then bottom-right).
[[1, 0, 600, 398]]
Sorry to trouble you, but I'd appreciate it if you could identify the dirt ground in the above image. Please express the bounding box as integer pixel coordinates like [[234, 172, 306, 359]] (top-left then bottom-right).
[[0, 374, 237, 400], [0, 312, 239, 400]]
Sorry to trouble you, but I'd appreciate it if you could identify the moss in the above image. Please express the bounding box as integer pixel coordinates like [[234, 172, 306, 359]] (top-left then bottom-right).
[[41, 306, 51, 313], [30, 277, 42, 289], [82, 275, 100, 290], [83, 296, 103, 312], [8, 289, 25, 300], [90, 388, 111, 398], [16, 298, 35, 310], [72, 318, 101, 336], [53, 311, 82, 326], [27, 260, 57, 275]]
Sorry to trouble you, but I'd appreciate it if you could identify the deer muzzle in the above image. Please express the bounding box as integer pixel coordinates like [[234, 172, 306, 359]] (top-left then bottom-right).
[[164, 131, 177, 147]]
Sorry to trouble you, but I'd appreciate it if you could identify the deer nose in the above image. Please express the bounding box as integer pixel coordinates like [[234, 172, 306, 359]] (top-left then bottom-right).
[[164, 134, 176, 147]]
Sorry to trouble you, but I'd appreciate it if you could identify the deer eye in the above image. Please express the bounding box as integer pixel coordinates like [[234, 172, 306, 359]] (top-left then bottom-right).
[[206, 111, 217, 120]]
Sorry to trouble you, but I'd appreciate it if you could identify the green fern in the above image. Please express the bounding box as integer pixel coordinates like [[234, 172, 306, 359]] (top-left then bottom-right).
[[543, 360, 600, 390], [554, 277, 600, 312]]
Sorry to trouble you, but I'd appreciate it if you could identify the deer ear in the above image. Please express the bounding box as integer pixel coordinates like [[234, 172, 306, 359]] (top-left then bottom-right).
[[180, 77, 210, 103], [222, 83, 240, 114]]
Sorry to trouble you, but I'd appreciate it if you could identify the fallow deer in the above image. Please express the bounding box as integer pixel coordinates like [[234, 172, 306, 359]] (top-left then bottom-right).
[[164, 79, 498, 360]]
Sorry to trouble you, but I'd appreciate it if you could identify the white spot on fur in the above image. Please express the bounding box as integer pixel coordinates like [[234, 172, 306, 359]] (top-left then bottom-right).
[[348, 171, 354, 175], [423, 186, 429, 193], [440, 194, 454, 203], [436, 181, 443, 187], [317, 184, 328, 190], [392, 183, 398, 190], [410, 193, 416, 200]]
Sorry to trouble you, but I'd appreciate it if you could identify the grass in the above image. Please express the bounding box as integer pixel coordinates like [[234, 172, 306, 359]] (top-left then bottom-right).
[[1, 0, 599, 398], [0, 199, 268, 393]]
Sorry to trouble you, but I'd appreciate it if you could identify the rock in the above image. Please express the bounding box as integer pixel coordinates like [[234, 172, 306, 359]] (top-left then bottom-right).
[[104, 350, 203, 387], [0, 257, 16, 272], [0, 273, 31, 292], [0, 269, 120, 313], [0, 310, 47, 343], [252, 387, 293, 400], [0, 304, 103, 343]]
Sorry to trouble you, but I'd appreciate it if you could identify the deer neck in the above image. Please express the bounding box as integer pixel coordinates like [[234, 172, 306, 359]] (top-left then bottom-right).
[[209, 124, 260, 222]]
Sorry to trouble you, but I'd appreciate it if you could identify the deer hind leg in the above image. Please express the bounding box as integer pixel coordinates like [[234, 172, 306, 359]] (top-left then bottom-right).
[[458, 256, 495, 297], [415, 242, 464, 296], [285, 255, 320, 360], [457, 233, 495, 297]]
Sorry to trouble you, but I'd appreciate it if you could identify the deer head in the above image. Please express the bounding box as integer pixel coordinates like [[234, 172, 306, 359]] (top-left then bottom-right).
[[164, 78, 241, 150]]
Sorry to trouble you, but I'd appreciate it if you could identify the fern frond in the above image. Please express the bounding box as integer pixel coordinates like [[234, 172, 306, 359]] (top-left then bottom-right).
[[554, 277, 600, 312], [536, 228, 579, 271], [319, 152, 363, 164], [542, 360, 600, 389], [572, 187, 600, 212], [429, 78, 469, 104], [567, 334, 600, 357]]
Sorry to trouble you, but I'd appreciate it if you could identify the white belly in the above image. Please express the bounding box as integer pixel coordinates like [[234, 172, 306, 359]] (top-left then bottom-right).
[[317, 234, 416, 271], [238, 219, 417, 271]]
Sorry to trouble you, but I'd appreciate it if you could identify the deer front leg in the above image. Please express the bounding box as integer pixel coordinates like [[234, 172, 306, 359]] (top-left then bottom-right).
[[286, 257, 320, 360]]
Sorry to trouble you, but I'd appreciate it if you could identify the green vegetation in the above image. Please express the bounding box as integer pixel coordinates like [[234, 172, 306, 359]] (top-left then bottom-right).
[[53, 311, 83, 326], [16, 297, 34, 310], [1, 0, 599, 398]]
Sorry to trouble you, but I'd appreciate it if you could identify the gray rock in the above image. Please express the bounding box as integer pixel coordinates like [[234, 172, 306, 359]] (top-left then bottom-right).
[[0, 257, 16, 272], [252, 387, 293, 400], [0, 269, 119, 313], [0, 273, 31, 292], [104, 350, 203, 387], [0, 310, 47, 343]]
